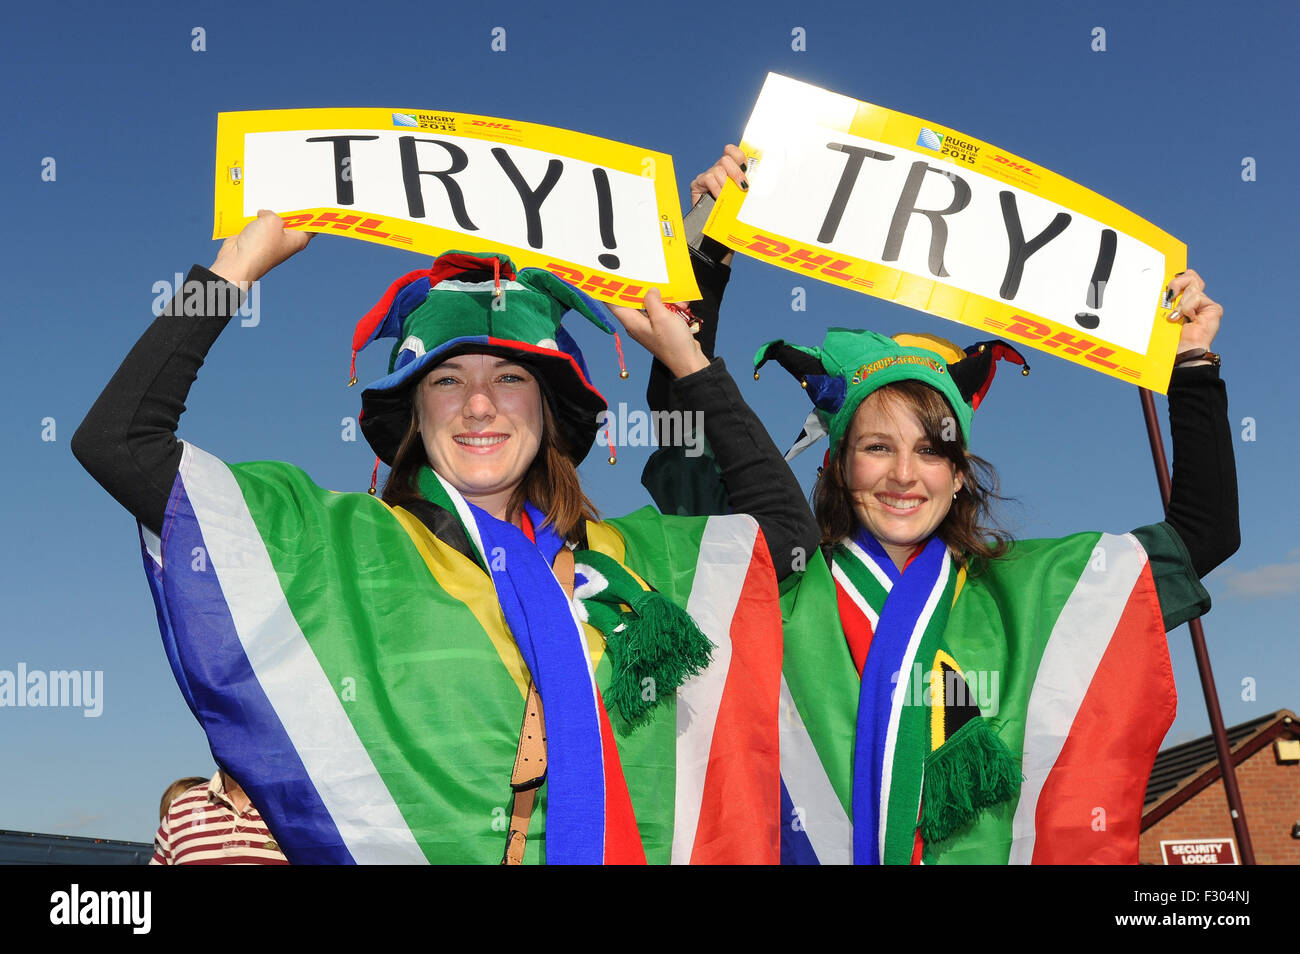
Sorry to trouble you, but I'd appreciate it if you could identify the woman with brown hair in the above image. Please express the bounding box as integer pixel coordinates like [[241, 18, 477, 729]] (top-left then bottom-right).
[[751, 274, 1237, 866], [646, 148, 1238, 864], [73, 190, 815, 864]]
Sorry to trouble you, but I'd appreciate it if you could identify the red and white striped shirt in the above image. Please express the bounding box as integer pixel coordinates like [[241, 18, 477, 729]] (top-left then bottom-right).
[[151, 773, 288, 865]]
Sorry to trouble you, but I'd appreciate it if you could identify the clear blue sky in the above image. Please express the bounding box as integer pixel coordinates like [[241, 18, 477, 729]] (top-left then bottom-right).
[[3, 0, 1296, 843]]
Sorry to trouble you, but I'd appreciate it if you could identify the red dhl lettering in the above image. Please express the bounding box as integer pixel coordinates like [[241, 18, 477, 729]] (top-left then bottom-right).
[[579, 274, 624, 295], [547, 264, 585, 284], [1003, 316, 1123, 370], [279, 212, 411, 244], [1042, 331, 1096, 356], [470, 120, 516, 129], [993, 155, 1035, 174], [1084, 347, 1120, 370], [1004, 315, 1052, 339], [781, 249, 834, 269], [746, 235, 791, 257], [544, 263, 647, 304], [733, 234, 875, 288]]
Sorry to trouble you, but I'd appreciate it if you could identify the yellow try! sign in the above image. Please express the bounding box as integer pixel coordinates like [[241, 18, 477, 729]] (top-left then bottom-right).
[[707, 74, 1187, 391], [214, 107, 699, 305]]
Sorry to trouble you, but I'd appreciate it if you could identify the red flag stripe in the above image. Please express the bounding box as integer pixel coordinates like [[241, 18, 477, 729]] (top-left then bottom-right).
[[689, 535, 783, 864], [596, 687, 647, 865], [1030, 562, 1172, 863], [835, 578, 876, 677]]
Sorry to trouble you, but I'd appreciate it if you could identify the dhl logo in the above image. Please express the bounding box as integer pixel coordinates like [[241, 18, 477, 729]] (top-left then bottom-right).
[[279, 212, 414, 245], [547, 263, 660, 304], [992, 314, 1138, 378], [470, 120, 517, 130], [992, 155, 1037, 176], [727, 232, 875, 288]]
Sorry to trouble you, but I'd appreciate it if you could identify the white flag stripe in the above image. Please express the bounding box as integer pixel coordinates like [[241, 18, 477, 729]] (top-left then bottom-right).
[[433, 471, 489, 569], [1008, 533, 1147, 864], [671, 515, 757, 864], [182, 444, 426, 864], [841, 536, 895, 592], [779, 676, 853, 864], [831, 560, 880, 628]]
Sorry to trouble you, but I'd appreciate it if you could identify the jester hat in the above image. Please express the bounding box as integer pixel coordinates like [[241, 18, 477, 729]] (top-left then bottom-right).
[[352, 251, 617, 465], [754, 328, 1029, 458]]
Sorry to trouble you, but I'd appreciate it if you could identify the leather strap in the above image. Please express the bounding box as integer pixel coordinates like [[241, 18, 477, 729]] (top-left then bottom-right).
[[502, 546, 575, 865], [502, 682, 545, 865]]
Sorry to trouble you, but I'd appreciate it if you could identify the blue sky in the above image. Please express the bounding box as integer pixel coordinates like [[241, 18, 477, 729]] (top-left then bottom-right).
[[2, 0, 1297, 843]]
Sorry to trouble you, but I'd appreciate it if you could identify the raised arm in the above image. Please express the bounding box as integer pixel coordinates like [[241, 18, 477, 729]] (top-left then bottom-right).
[[1161, 269, 1239, 575], [1131, 269, 1239, 630], [71, 212, 311, 533], [613, 148, 819, 580]]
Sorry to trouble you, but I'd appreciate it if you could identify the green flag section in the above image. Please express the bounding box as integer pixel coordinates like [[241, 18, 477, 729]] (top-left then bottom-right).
[[779, 530, 1175, 864], [143, 443, 781, 864]]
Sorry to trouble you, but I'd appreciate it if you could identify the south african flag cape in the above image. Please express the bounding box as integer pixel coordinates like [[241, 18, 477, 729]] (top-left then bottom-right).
[[779, 530, 1175, 864], [139, 443, 782, 864]]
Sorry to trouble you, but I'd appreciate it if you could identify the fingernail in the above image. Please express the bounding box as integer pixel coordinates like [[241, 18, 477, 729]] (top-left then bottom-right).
[[740, 180, 749, 191], [740, 162, 748, 172], [1174, 271, 1186, 277]]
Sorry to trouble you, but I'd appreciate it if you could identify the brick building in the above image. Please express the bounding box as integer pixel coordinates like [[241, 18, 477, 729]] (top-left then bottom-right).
[[1140, 709, 1299, 865]]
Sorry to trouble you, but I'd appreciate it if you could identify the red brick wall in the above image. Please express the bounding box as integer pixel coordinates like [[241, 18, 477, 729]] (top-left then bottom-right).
[[1141, 732, 1300, 865]]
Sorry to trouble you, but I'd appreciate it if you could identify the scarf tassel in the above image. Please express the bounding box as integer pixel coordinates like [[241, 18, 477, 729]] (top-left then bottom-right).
[[578, 551, 713, 728], [605, 591, 713, 728], [918, 718, 1023, 845]]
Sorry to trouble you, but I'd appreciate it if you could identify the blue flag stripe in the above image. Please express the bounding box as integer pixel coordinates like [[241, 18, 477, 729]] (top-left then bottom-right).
[[146, 477, 351, 864]]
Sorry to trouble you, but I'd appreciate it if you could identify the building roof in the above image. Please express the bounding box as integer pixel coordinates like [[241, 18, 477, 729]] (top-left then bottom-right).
[[0, 829, 152, 865], [1142, 708, 1298, 831]]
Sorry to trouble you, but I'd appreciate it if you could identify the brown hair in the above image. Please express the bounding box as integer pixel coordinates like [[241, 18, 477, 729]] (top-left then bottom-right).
[[159, 776, 209, 820], [381, 375, 599, 545], [812, 380, 1011, 569]]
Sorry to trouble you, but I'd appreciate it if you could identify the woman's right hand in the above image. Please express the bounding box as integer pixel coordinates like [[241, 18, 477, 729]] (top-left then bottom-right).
[[611, 289, 711, 379], [209, 209, 313, 286]]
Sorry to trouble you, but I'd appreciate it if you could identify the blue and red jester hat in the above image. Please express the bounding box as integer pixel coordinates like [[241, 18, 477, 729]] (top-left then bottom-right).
[[350, 251, 625, 476]]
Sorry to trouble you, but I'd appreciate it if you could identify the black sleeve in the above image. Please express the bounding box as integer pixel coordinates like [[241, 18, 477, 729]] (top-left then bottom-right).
[[1163, 364, 1240, 576], [645, 246, 728, 426], [71, 266, 243, 535], [638, 243, 819, 576], [659, 358, 821, 579]]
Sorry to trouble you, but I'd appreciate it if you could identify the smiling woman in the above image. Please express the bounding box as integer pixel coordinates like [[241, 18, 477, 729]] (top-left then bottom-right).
[[382, 354, 593, 538], [842, 389, 966, 566], [663, 271, 1240, 865], [644, 153, 1240, 865], [71, 189, 815, 864], [417, 355, 546, 511]]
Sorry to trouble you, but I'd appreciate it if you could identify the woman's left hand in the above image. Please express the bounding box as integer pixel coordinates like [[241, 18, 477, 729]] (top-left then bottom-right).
[[1168, 269, 1223, 358], [690, 144, 749, 205], [610, 289, 711, 379]]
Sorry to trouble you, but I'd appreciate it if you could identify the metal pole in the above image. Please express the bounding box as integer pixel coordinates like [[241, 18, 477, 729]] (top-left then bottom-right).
[[1138, 387, 1256, 864]]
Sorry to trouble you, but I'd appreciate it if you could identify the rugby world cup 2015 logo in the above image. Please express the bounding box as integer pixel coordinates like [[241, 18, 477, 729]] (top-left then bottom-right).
[[916, 128, 944, 151]]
